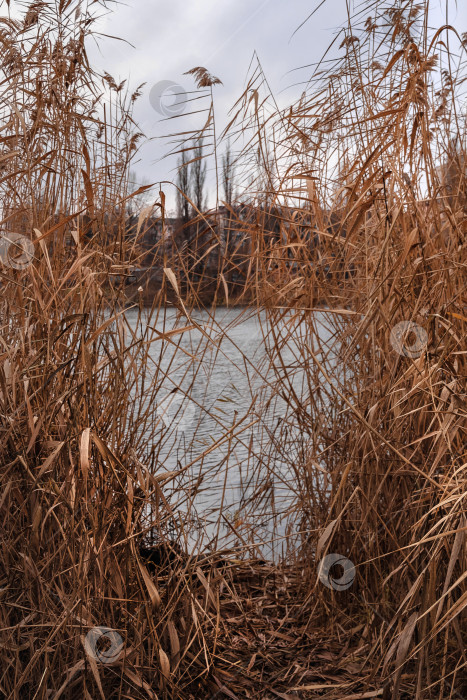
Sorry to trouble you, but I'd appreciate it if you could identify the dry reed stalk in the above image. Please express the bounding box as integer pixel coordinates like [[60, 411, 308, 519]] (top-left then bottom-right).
[[207, 1, 466, 697], [0, 3, 247, 698], [1, 0, 466, 698]]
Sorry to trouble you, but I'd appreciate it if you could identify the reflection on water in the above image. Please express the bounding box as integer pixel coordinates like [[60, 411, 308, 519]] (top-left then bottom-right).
[[126, 306, 331, 558]]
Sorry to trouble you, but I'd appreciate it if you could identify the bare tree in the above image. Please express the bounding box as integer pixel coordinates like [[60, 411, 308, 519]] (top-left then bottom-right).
[[190, 138, 207, 214], [222, 141, 236, 206], [176, 150, 191, 223]]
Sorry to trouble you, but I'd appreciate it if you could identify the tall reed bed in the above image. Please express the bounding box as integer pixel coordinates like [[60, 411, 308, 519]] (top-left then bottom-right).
[[213, 1, 466, 696], [0, 0, 466, 698], [0, 2, 239, 697]]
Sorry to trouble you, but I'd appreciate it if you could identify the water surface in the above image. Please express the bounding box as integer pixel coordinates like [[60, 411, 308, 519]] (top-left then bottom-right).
[[125, 306, 332, 558]]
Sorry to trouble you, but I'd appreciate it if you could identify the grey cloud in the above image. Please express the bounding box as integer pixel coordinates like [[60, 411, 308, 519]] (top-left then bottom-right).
[[87, 0, 467, 210]]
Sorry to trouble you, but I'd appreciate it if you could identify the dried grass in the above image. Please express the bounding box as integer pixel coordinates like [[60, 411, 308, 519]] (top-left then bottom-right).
[[0, 1, 466, 698]]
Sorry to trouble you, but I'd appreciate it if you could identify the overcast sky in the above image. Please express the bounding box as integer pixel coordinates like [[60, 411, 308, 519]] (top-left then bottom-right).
[[5, 1, 466, 210], [86, 0, 466, 212], [86, 0, 355, 210], [4, 1, 453, 212]]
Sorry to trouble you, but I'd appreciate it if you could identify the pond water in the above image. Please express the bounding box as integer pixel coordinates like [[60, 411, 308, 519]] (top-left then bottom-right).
[[125, 306, 333, 558]]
